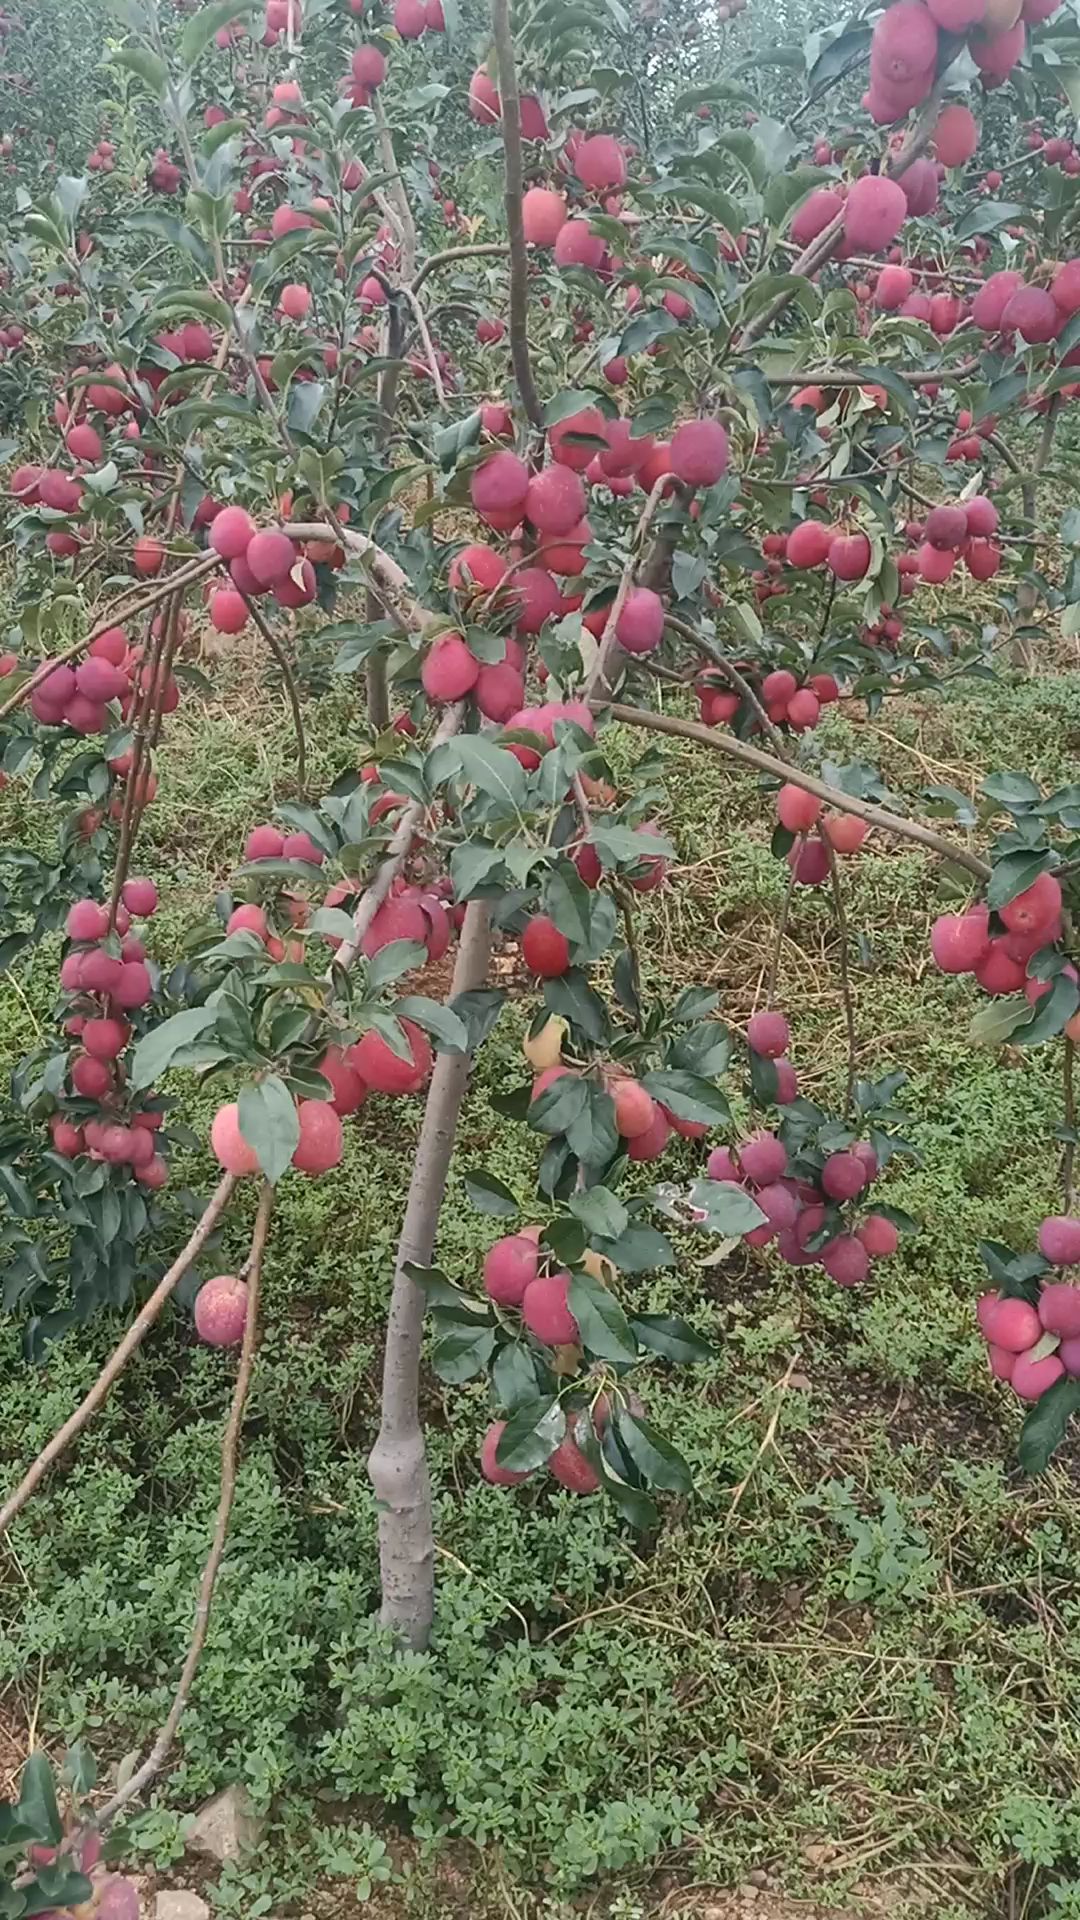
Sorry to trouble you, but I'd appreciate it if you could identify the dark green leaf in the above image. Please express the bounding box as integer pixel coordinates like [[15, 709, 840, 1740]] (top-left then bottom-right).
[[690, 1178, 766, 1235], [954, 200, 1026, 241], [597, 1222, 675, 1271], [464, 1168, 519, 1216], [569, 1185, 629, 1239], [544, 969, 611, 1047], [17, 1753, 62, 1846], [615, 1412, 693, 1492], [238, 1075, 299, 1184], [986, 850, 1053, 911], [492, 1339, 552, 1411], [568, 1270, 639, 1362], [641, 1070, 729, 1125], [632, 1312, 713, 1362], [394, 995, 469, 1055], [494, 1395, 566, 1472], [180, 0, 261, 64], [130, 1006, 219, 1091], [431, 1322, 496, 1383], [1018, 1375, 1080, 1474]]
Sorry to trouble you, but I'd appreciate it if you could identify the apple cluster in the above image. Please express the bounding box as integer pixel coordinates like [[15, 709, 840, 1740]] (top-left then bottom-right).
[[52, 885, 168, 1186], [978, 1216, 1080, 1400]]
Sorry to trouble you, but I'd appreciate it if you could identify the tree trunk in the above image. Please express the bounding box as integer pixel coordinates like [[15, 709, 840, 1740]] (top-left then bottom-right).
[[367, 900, 493, 1648]]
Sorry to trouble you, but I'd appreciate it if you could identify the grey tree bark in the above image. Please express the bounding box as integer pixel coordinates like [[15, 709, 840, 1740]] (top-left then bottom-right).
[[367, 900, 493, 1648]]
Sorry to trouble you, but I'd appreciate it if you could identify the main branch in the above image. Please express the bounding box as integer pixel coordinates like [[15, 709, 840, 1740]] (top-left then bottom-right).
[[490, 0, 545, 430], [94, 1183, 274, 1824], [0, 1175, 237, 1536]]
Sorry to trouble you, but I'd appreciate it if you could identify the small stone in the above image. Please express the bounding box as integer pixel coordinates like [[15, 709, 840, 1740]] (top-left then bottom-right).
[[156, 1895, 210, 1920], [747, 1868, 769, 1887], [185, 1783, 262, 1862]]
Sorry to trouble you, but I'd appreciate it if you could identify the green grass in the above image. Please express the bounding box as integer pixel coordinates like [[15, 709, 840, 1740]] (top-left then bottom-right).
[[4, 658, 1080, 1919]]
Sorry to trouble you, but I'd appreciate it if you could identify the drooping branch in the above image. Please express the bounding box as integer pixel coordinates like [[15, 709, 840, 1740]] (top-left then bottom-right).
[[0, 1175, 237, 1536], [238, 588, 308, 792], [1063, 1037, 1077, 1210], [368, 899, 494, 1648], [107, 590, 182, 929], [736, 88, 945, 350], [824, 837, 858, 1116], [329, 700, 466, 974], [0, 552, 219, 723], [94, 1182, 274, 1825], [591, 701, 992, 880], [490, 0, 545, 431], [664, 613, 786, 754], [412, 243, 509, 292], [399, 284, 447, 408]]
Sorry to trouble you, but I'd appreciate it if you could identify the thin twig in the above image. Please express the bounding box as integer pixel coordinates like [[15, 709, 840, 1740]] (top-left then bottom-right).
[[95, 1183, 274, 1824], [490, 0, 544, 430], [399, 284, 446, 407], [412, 242, 508, 292], [824, 834, 858, 1116], [373, 95, 417, 283], [664, 613, 785, 754], [766, 859, 798, 1008], [107, 593, 180, 931], [239, 589, 308, 791], [1063, 1038, 1077, 1210], [0, 1177, 237, 1536]]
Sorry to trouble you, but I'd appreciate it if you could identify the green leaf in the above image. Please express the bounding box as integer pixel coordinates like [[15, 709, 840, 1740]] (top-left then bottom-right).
[[954, 200, 1026, 241], [804, 21, 872, 91], [690, 1178, 767, 1235], [1018, 1375, 1080, 1474], [544, 969, 611, 1047], [597, 1222, 675, 1271], [114, 43, 167, 95], [451, 987, 506, 1052], [492, 1339, 551, 1412], [1016, 972, 1080, 1047], [617, 306, 681, 357], [367, 938, 428, 987], [615, 1412, 693, 1492], [404, 1261, 478, 1310], [181, 0, 262, 64], [17, 1753, 62, 1846], [545, 861, 617, 959], [130, 1006, 219, 1091], [986, 849, 1053, 911], [765, 165, 832, 232], [464, 1169, 519, 1216], [969, 993, 1032, 1048], [494, 1395, 566, 1472], [648, 178, 744, 236], [569, 1185, 628, 1239], [544, 387, 606, 426], [568, 1271, 639, 1362], [566, 1083, 620, 1170], [238, 1075, 299, 1184], [530, 1071, 589, 1135], [981, 770, 1043, 811], [427, 736, 526, 811], [431, 1322, 496, 1382], [641, 1070, 729, 1125], [394, 995, 469, 1056], [631, 1312, 713, 1361]]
